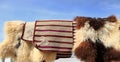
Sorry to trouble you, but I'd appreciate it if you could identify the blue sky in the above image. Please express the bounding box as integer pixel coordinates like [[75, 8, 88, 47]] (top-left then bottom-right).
[[0, 0, 120, 42]]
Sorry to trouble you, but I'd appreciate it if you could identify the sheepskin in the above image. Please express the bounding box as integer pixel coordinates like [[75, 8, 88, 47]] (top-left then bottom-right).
[[73, 15, 120, 62]]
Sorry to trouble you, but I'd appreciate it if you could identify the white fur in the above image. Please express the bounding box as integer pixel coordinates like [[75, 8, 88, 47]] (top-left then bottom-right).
[[98, 21, 119, 47], [73, 21, 98, 50], [99, 21, 120, 51]]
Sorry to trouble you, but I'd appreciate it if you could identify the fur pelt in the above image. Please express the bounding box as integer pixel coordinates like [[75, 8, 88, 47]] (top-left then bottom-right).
[[73, 15, 120, 62]]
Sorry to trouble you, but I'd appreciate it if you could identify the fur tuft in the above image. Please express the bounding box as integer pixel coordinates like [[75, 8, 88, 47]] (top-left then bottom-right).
[[107, 15, 117, 22], [74, 16, 89, 29], [74, 40, 97, 62], [89, 18, 105, 30], [4, 21, 24, 35]]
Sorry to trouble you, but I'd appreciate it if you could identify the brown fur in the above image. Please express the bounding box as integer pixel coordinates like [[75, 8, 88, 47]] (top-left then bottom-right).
[[74, 16, 89, 29], [74, 39, 97, 62], [89, 18, 105, 30], [104, 48, 120, 62], [98, 15, 117, 23], [95, 40, 106, 62], [106, 15, 117, 22], [74, 15, 117, 31], [74, 16, 106, 30]]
